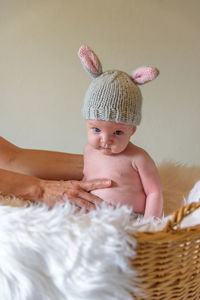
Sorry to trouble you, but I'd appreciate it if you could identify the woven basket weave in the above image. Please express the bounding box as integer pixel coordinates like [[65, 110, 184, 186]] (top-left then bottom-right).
[[131, 202, 200, 300]]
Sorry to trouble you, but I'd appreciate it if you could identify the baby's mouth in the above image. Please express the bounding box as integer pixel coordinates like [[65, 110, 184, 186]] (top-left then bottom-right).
[[100, 145, 111, 150]]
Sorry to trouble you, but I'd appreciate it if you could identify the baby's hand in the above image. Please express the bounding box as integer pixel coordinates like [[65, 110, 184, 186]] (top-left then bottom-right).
[[152, 216, 162, 223]]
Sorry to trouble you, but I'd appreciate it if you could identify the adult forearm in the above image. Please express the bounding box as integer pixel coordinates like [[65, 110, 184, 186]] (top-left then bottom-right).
[[0, 168, 42, 202], [0, 137, 83, 180], [15, 148, 83, 180]]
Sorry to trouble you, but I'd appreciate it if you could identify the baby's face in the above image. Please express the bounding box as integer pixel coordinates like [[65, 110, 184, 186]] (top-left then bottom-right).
[[86, 120, 136, 155]]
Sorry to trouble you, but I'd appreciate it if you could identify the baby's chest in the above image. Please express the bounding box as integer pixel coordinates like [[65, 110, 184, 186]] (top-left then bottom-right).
[[84, 152, 135, 180]]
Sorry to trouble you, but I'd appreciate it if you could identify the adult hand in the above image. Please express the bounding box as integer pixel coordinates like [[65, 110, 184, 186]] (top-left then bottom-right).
[[40, 178, 112, 209]]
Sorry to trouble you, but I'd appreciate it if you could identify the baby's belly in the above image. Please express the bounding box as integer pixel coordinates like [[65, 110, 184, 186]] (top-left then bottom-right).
[[91, 186, 146, 214]]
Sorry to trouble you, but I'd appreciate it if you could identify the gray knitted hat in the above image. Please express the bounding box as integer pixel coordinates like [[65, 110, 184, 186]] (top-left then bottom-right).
[[78, 45, 159, 126]]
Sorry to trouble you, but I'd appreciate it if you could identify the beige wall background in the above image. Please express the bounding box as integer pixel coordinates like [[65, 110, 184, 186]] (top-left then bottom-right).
[[0, 0, 200, 166]]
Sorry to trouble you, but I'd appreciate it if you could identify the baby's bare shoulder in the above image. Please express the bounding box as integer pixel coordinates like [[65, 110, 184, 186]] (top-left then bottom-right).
[[128, 143, 155, 168], [128, 143, 150, 159]]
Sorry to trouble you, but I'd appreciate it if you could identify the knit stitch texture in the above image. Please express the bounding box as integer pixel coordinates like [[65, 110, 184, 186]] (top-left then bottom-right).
[[83, 70, 142, 125]]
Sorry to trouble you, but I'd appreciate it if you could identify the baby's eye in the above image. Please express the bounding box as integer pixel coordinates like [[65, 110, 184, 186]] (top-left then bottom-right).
[[92, 127, 101, 133], [114, 130, 123, 135]]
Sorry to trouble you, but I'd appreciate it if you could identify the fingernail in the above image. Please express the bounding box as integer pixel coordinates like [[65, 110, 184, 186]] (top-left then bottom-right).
[[105, 180, 111, 185]]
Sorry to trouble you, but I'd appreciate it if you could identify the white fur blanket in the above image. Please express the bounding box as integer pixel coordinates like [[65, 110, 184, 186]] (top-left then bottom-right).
[[0, 181, 200, 300], [0, 202, 141, 300]]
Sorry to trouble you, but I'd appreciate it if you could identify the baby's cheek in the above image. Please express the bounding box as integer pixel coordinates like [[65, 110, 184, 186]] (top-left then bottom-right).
[[88, 137, 98, 148], [113, 143, 127, 153], [92, 142, 100, 150]]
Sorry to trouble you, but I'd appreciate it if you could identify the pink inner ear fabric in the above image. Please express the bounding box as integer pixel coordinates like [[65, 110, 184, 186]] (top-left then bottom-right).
[[132, 67, 159, 84], [78, 45, 99, 74]]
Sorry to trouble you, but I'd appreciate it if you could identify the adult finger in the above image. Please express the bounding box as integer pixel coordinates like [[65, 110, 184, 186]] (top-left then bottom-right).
[[63, 189, 102, 206], [64, 194, 95, 211], [78, 179, 112, 192], [75, 189, 103, 205]]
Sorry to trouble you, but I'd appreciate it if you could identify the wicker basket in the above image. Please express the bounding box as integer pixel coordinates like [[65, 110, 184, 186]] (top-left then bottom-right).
[[132, 202, 200, 299]]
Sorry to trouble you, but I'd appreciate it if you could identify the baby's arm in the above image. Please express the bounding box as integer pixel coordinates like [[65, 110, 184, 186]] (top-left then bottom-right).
[[134, 150, 163, 219]]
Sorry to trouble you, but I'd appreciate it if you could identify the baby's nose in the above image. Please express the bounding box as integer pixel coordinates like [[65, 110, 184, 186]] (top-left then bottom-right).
[[102, 134, 112, 145], [101, 133, 112, 144]]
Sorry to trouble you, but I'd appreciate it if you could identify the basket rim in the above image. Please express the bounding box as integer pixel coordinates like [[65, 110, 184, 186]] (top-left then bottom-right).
[[131, 202, 200, 242], [131, 223, 200, 243]]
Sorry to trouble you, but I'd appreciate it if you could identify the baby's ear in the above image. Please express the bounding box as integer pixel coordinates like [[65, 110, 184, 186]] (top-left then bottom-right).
[[78, 45, 103, 78], [131, 126, 137, 136], [132, 67, 159, 84]]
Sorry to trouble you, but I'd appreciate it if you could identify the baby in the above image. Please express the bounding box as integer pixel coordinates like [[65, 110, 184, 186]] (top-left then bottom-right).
[[78, 45, 163, 218]]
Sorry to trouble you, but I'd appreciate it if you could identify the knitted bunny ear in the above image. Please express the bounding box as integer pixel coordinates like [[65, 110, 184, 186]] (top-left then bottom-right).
[[78, 45, 103, 78], [132, 67, 159, 84]]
